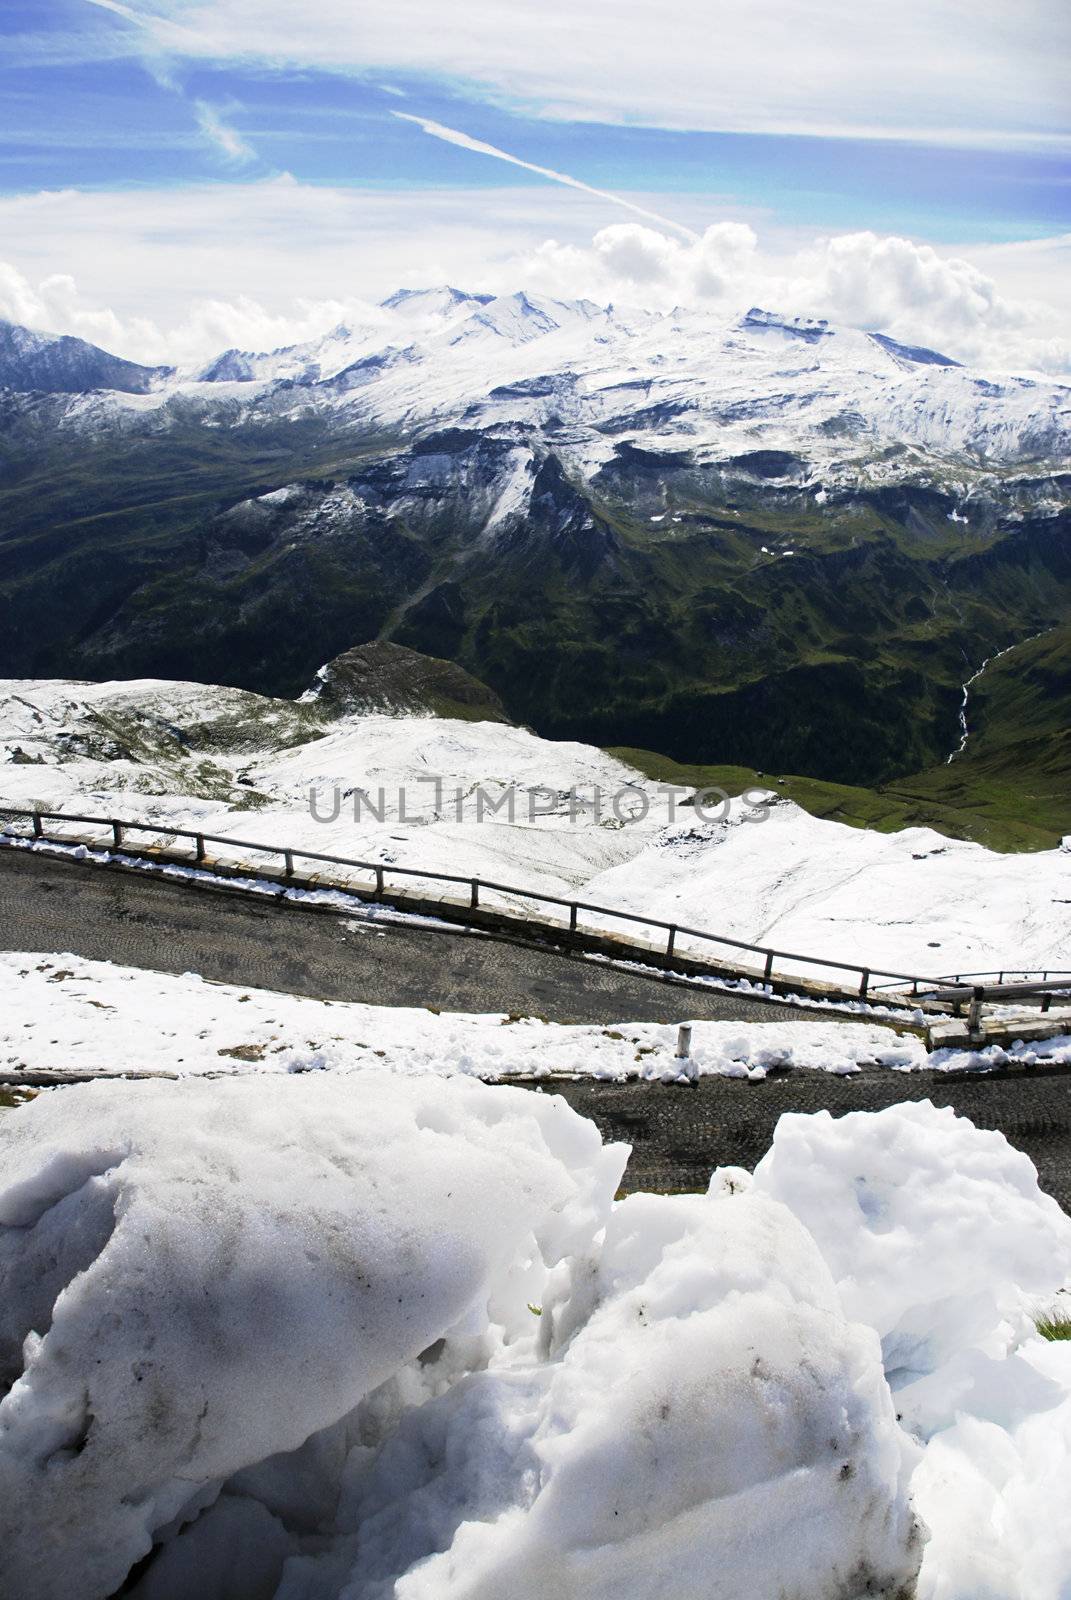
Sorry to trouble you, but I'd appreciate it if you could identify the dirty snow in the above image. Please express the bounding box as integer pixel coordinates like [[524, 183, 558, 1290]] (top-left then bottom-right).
[[0, 1081, 1068, 1598], [753, 1101, 1071, 1600]]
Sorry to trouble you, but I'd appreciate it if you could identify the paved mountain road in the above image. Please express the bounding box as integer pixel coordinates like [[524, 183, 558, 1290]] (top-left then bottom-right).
[[540, 1070, 1071, 1209], [0, 849, 819, 1025], [3, 848, 1069, 1210]]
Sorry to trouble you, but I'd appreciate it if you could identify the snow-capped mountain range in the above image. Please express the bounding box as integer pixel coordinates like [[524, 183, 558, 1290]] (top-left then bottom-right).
[[3, 287, 1070, 486], [3, 287, 1069, 790]]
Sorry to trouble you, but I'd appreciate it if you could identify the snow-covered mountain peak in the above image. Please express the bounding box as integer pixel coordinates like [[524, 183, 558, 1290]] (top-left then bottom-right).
[[380, 286, 494, 324], [868, 331, 961, 369], [442, 290, 607, 348], [5, 290, 1070, 479]]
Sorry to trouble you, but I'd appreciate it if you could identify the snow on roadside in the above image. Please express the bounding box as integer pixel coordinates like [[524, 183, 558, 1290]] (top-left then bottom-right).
[[1, 1079, 1069, 1598], [3, 675, 1069, 980], [753, 1102, 1071, 1600], [7, 951, 1069, 1084], [0, 1073, 923, 1600]]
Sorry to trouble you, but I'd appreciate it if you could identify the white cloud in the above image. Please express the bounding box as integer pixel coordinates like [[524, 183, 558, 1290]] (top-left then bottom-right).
[[82, 0, 1070, 150], [0, 179, 624, 360], [83, 0, 145, 20], [0, 180, 1067, 375], [193, 99, 255, 164], [515, 223, 1071, 374]]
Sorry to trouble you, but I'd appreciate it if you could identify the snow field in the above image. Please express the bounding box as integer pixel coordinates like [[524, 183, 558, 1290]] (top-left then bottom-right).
[[3, 678, 1069, 981], [4, 951, 1070, 1082], [79, 289, 1071, 475]]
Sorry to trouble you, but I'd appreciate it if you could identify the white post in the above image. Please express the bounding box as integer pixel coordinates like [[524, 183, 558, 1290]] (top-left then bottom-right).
[[676, 1023, 692, 1060]]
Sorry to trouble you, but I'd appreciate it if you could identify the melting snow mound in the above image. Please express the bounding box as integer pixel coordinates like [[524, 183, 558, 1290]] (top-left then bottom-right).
[[0, 1074, 923, 1600], [754, 1101, 1071, 1421]]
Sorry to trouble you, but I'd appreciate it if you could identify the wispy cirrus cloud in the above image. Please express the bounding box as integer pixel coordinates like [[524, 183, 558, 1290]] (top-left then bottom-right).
[[78, 0, 1070, 151], [78, 1, 257, 165], [82, 0, 145, 19], [194, 99, 255, 164]]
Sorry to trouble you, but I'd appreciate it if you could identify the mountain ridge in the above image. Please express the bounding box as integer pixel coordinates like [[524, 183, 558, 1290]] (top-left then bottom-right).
[[0, 288, 1067, 807], [2, 292, 1067, 483]]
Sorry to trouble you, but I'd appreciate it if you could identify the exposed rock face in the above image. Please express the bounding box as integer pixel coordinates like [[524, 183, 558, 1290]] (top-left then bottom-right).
[[0, 321, 169, 395], [306, 640, 510, 723]]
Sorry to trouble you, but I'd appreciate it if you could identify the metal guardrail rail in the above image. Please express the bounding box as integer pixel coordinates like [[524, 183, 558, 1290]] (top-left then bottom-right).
[[1, 807, 1066, 1013]]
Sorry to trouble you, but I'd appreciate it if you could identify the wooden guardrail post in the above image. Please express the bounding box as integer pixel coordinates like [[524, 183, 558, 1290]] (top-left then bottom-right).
[[859, 968, 870, 999], [111, 821, 123, 848], [763, 950, 774, 984], [569, 903, 578, 938], [194, 834, 206, 863], [374, 866, 384, 899], [470, 880, 479, 910], [32, 812, 43, 838], [283, 849, 294, 879], [665, 926, 676, 960]]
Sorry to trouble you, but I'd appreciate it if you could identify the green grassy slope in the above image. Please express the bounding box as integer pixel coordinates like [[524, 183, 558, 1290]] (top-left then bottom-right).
[[611, 622, 1071, 852], [1, 416, 1068, 823]]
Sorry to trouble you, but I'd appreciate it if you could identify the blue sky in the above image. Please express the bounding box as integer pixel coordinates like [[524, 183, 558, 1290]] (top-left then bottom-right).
[[2, 2, 1068, 244], [0, 0, 1068, 368]]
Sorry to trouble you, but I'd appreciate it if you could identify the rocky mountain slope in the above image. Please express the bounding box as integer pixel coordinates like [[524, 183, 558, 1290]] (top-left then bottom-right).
[[0, 290, 1067, 793], [0, 318, 169, 395]]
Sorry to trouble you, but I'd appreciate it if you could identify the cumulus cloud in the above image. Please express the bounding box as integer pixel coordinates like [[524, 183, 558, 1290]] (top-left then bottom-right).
[[0, 178, 1067, 374], [0, 263, 162, 358], [516, 223, 1071, 373], [523, 222, 759, 304], [0, 259, 385, 370]]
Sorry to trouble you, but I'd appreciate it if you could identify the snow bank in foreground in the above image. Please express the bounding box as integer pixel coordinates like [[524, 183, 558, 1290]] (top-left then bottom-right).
[[0, 1075, 621, 1600], [755, 1102, 1071, 1416], [8, 951, 1070, 1083], [754, 1102, 1071, 1600], [2, 1083, 1070, 1600], [0, 1075, 922, 1600]]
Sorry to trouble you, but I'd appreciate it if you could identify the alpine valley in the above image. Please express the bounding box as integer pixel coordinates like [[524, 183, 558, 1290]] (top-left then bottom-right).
[[2, 287, 1069, 847]]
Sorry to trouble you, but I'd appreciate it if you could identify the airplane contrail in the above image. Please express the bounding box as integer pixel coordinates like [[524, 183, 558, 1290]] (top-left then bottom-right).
[[392, 112, 699, 242], [84, 0, 146, 21]]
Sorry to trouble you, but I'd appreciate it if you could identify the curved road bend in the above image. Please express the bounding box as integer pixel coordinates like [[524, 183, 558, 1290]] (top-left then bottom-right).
[[3, 850, 1069, 1209]]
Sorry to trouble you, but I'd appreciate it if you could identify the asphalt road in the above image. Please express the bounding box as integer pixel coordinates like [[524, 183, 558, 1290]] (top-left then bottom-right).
[[3, 848, 1068, 1210], [0, 849, 818, 1025], [539, 1069, 1071, 1210]]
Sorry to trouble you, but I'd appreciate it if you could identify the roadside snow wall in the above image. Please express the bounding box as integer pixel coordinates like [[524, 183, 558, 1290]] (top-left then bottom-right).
[[0, 1073, 922, 1600]]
